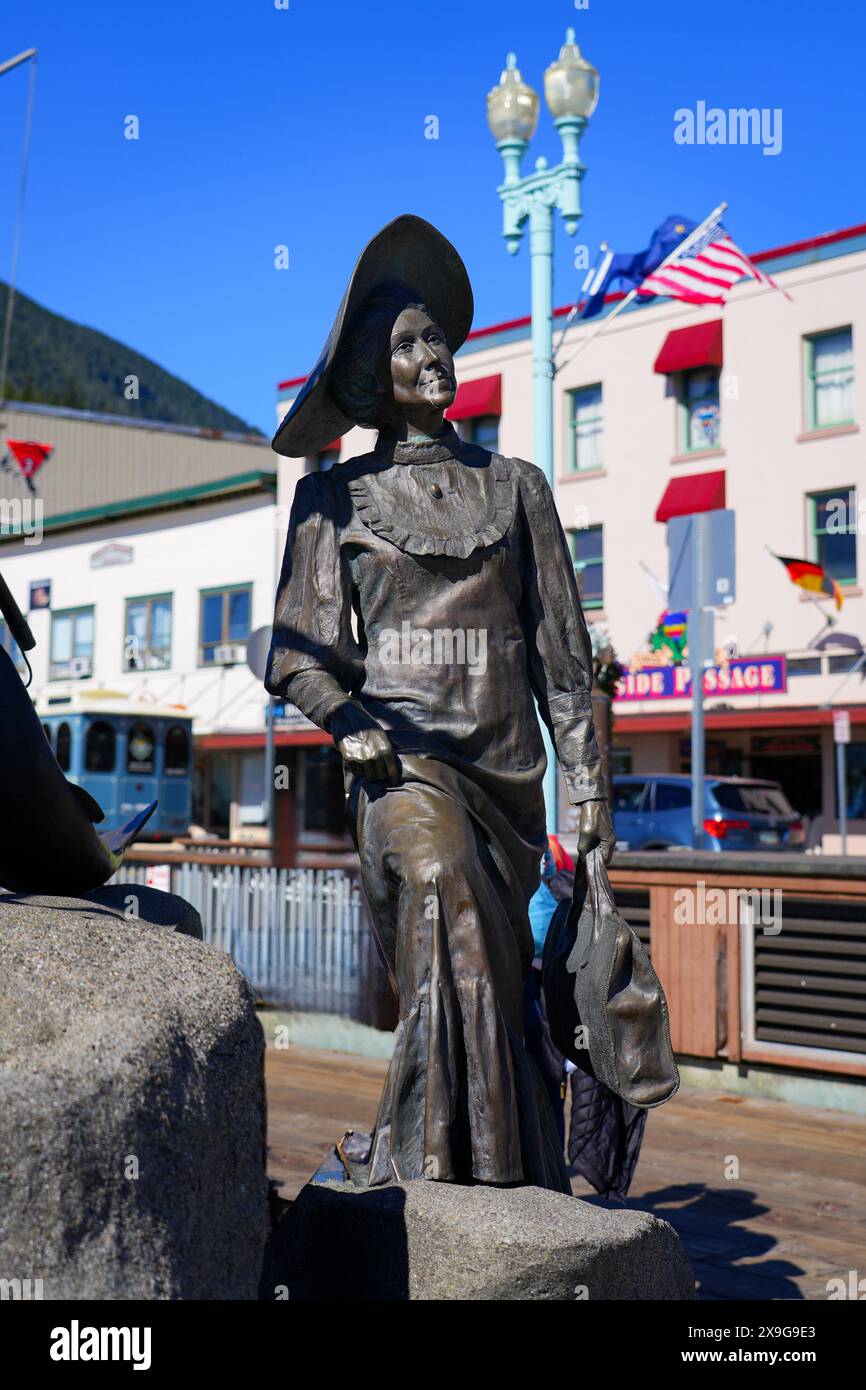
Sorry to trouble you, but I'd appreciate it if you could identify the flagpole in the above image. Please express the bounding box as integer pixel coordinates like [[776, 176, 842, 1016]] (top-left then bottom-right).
[[552, 241, 609, 365], [0, 47, 38, 440], [555, 200, 729, 373]]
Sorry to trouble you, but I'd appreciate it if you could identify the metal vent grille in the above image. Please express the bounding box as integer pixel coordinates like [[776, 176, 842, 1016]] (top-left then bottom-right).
[[752, 898, 866, 1055]]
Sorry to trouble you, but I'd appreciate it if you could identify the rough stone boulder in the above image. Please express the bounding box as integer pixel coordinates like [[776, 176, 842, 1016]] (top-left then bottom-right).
[[3, 882, 204, 939], [267, 1176, 696, 1301], [0, 893, 268, 1299]]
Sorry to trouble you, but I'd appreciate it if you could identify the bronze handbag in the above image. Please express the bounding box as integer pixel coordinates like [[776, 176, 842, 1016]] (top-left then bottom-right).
[[542, 846, 679, 1109]]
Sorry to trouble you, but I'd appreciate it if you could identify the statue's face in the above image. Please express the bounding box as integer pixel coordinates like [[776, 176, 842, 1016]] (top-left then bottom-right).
[[387, 307, 456, 418]]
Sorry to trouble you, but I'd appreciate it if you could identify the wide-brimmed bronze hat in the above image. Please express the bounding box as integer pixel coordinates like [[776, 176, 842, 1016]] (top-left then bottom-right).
[[272, 214, 474, 458]]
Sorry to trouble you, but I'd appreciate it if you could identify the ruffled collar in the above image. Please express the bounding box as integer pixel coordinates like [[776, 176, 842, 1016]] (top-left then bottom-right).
[[345, 427, 514, 560], [373, 421, 466, 466]]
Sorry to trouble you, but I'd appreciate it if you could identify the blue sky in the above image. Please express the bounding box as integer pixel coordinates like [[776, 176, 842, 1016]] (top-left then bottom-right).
[[1, 0, 863, 434]]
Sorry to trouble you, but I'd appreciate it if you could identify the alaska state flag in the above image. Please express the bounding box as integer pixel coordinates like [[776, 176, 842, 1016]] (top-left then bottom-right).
[[580, 215, 697, 319]]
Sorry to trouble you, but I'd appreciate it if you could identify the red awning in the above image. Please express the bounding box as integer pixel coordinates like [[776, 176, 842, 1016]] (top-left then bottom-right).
[[656, 470, 726, 523], [322, 438, 341, 454], [446, 374, 502, 421], [654, 320, 723, 374]]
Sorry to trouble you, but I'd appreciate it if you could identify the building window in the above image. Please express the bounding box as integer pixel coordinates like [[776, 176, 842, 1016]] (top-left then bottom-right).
[[124, 595, 172, 671], [810, 489, 857, 586], [312, 446, 340, 472], [164, 725, 190, 775], [567, 384, 603, 472], [238, 750, 266, 825], [787, 656, 823, 677], [458, 415, 500, 452], [679, 367, 720, 451], [56, 722, 71, 771], [568, 525, 604, 609], [834, 742, 866, 819], [0, 619, 27, 675], [199, 585, 252, 665], [806, 328, 854, 429], [50, 607, 95, 680], [85, 721, 117, 774]]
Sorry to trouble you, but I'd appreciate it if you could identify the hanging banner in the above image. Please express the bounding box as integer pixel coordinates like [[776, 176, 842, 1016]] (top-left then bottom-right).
[[615, 655, 787, 702]]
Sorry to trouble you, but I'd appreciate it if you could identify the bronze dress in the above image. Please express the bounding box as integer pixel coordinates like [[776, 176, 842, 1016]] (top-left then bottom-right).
[[266, 421, 603, 1192]]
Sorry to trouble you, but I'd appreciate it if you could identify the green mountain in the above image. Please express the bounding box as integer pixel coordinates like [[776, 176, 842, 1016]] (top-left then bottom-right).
[[0, 281, 262, 435]]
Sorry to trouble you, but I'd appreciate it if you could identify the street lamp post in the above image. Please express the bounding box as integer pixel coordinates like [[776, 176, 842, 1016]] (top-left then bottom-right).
[[487, 29, 599, 831]]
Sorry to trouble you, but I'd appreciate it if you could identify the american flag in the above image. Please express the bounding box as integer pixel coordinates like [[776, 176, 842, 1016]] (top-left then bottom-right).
[[636, 210, 788, 306]]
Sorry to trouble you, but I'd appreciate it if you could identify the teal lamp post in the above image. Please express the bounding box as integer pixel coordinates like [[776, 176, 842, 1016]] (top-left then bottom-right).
[[487, 29, 599, 831]]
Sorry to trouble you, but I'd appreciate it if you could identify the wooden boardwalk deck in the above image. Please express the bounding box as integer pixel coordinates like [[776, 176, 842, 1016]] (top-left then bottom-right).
[[265, 1044, 866, 1301]]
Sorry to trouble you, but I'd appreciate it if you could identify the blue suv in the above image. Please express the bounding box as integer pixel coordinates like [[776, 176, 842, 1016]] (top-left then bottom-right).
[[612, 774, 804, 852]]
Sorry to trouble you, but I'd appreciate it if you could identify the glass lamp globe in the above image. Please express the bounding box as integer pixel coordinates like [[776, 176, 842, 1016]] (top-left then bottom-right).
[[486, 53, 540, 142], [543, 28, 599, 120]]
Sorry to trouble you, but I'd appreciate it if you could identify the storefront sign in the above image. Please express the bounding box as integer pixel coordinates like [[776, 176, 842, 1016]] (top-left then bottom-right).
[[615, 655, 787, 702], [272, 699, 319, 732]]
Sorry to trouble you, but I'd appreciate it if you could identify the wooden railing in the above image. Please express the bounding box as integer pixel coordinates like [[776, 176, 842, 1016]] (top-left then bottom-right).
[[119, 842, 866, 1077]]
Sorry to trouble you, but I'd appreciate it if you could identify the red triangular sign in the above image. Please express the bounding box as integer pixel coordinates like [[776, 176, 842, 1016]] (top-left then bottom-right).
[[7, 438, 54, 480]]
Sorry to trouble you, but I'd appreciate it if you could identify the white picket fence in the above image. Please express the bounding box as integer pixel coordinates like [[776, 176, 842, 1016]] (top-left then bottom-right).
[[115, 862, 386, 1018]]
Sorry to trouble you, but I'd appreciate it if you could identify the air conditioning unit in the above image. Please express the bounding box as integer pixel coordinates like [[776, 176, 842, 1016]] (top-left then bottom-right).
[[214, 643, 246, 665], [70, 656, 93, 679]]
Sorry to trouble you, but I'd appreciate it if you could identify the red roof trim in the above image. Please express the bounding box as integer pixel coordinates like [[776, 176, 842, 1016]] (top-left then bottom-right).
[[465, 293, 628, 345], [750, 221, 866, 266], [199, 730, 330, 750], [277, 223, 866, 389]]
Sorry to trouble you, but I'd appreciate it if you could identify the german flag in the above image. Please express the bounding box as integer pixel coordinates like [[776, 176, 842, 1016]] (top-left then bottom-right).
[[773, 553, 843, 610]]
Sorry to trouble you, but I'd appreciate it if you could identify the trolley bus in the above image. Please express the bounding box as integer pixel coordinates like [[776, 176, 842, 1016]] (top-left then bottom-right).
[[35, 689, 193, 841]]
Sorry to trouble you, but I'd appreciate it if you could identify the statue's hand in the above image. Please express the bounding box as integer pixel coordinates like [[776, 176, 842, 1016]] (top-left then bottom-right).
[[576, 798, 616, 866], [337, 728, 399, 785]]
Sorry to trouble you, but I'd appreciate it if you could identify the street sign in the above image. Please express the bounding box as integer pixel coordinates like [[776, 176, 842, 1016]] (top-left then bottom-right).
[[833, 709, 851, 855], [833, 709, 851, 744], [667, 509, 736, 613], [663, 508, 736, 849]]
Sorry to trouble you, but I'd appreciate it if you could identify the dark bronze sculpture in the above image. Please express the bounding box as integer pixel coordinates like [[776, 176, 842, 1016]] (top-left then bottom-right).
[[0, 574, 155, 895], [267, 216, 675, 1192]]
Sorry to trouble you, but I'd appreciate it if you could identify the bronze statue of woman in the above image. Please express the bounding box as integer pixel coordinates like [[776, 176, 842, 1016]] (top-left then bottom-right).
[[266, 215, 615, 1193]]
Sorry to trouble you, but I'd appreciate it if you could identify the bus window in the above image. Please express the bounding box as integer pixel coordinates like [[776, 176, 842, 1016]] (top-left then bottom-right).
[[56, 722, 71, 771], [85, 720, 117, 774], [127, 722, 155, 774], [164, 724, 190, 775]]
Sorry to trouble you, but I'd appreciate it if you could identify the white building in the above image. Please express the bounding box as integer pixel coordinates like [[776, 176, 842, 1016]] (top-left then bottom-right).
[[276, 219, 866, 846], [0, 403, 299, 838]]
